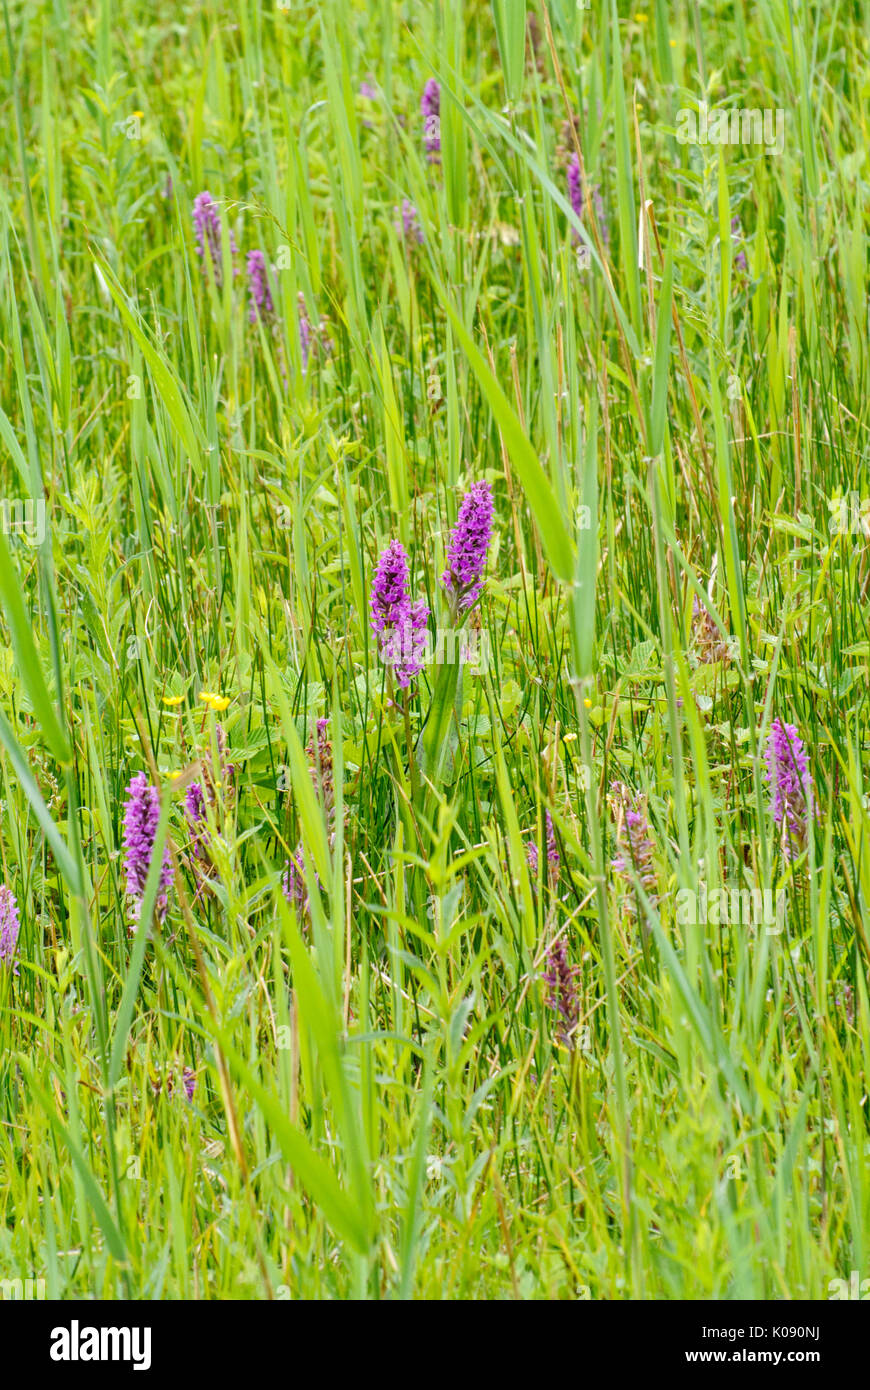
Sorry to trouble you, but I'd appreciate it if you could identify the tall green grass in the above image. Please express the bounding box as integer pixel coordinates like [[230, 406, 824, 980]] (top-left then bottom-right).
[[0, 0, 867, 1299]]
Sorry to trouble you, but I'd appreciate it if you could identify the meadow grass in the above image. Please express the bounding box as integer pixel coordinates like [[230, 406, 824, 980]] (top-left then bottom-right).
[[0, 0, 868, 1299]]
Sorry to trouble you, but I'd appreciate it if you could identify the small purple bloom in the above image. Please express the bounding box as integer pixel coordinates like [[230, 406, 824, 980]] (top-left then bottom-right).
[[527, 811, 560, 887], [395, 199, 424, 247], [371, 540, 429, 687], [764, 718, 814, 861], [306, 717, 335, 821], [359, 78, 378, 128], [421, 78, 441, 163], [0, 886, 20, 968], [384, 597, 430, 686], [185, 725, 233, 866], [298, 295, 332, 372], [542, 937, 580, 1046], [192, 191, 220, 266], [442, 480, 494, 612], [183, 1067, 196, 1102], [546, 813, 560, 873], [731, 214, 747, 271], [185, 781, 206, 823], [526, 839, 539, 876], [282, 847, 309, 919], [609, 781, 658, 920], [294, 294, 327, 372], [247, 249, 274, 324], [691, 595, 731, 664], [192, 191, 237, 289], [184, 780, 208, 861], [371, 539, 412, 634], [298, 294, 312, 370], [122, 772, 174, 927], [567, 155, 583, 241]]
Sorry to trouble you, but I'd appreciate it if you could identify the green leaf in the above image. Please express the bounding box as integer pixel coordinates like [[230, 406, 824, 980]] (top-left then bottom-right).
[[0, 524, 70, 764], [260, 647, 331, 886], [0, 705, 81, 892], [210, 1016, 374, 1257], [419, 651, 461, 791], [492, 0, 526, 103], [432, 284, 575, 583], [90, 249, 206, 474], [21, 1061, 129, 1267], [650, 248, 673, 458]]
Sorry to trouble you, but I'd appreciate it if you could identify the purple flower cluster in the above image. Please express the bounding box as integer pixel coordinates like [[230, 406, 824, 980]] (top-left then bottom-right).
[[542, 937, 580, 1047], [185, 724, 234, 867], [153, 1065, 196, 1102], [370, 540, 430, 687], [421, 79, 441, 163], [282, 848, 308, 919], [764, 718, 814, 861], [366, 483, 495, 689], [609, 781, 658, 920], [567, 155, 583, 240], [193, 192, 335, 364], [691, 595, 731, 664], [246, 249, 274, 324], [442, 480, 494, 612], [297, 293, 332, 372], [298, 294, 312, 369], [307, 718, 334, 818], [370, 540, 414, 630], [0, 886, 20, 968], [564, 158, 609, 253], [192, 191, 238, 289], [359, 76, 378, 128], [122, 772, 174, 928], [395, 199, 424, 247], [731, 214, 747, 272], [527, 810, 560, 887], [185, 780, 206, 832]]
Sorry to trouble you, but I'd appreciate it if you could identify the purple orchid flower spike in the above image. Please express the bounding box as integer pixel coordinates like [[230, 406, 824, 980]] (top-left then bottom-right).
[[122, 772, 174, 928], [442, 481, 494, 615]]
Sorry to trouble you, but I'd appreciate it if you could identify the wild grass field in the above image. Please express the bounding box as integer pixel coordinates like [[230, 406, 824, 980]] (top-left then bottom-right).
[[0, 0, 868, 1301]]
